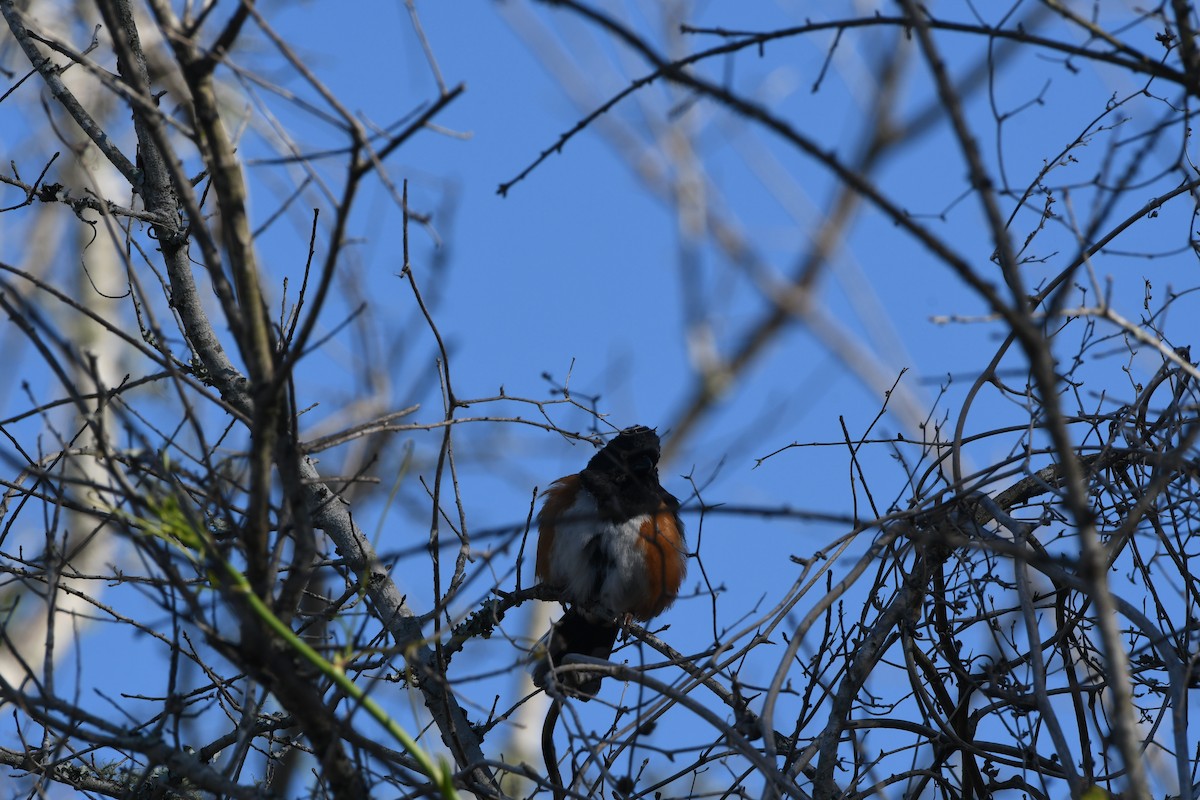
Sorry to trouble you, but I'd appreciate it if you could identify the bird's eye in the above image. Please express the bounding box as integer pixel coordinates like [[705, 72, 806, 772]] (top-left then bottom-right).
[[629, 454, 655, 473]]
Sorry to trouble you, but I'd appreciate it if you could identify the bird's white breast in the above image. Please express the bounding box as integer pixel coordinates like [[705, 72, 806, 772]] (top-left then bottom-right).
[[545, 487, 654, 616]]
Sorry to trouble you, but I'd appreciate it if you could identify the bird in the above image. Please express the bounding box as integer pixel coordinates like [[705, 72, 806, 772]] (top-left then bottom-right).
[[531, 425, 687, 699]]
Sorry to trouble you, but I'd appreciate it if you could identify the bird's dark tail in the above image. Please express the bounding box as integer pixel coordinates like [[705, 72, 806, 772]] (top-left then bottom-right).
[[532, 607, 618, 700]]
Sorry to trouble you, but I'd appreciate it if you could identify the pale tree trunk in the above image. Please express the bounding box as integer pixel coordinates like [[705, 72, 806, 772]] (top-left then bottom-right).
[[0, 12, 124, 685]]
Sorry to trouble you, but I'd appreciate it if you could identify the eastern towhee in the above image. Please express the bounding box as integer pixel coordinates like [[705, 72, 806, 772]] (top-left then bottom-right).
[[531, 426, 687, 699]]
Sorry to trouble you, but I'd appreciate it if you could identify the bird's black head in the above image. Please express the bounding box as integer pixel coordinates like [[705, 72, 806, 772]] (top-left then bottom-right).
[[586, 425, 661, 479], [582, 426, 673, 519]]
